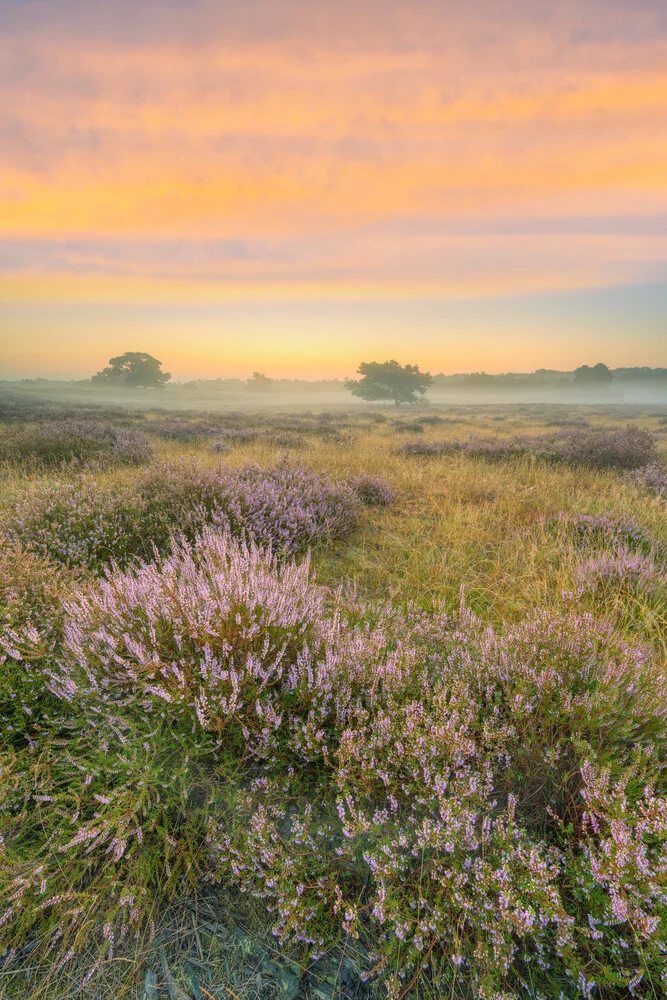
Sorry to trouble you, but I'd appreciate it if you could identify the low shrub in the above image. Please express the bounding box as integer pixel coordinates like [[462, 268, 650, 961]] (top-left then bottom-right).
[[348, 474, 395, 506], [625, 462, 667, 499], [574, 547, 666, 596], [397, 426, 658, 470], [145, 418, 222, 442], [392, 422, 424, 434], [2, 533, 666, 995], [551, 426, 657, 470], [557, 511, 662, 559], [0, 420, 154, 469], [4, 460, 362, 572]]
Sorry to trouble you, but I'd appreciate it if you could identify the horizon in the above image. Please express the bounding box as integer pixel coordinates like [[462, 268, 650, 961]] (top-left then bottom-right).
[[2, 0, 667, 376]]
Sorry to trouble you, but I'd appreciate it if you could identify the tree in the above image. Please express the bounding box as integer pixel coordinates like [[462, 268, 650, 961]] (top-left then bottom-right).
[[92, 352, 171, 389], [573, 363, 613, 386], [345, 360, 433, 406], [246, 372, 273, 391]]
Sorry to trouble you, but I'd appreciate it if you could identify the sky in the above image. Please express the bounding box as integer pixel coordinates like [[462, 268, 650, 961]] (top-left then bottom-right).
[[1, 0, 666, 380]]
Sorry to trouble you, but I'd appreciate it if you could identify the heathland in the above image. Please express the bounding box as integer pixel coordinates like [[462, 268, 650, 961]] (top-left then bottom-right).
[[0, 391, 666, 1000]]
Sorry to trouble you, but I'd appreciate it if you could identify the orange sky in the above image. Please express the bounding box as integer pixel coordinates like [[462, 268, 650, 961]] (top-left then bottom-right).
[[1, 0, 666, 379]]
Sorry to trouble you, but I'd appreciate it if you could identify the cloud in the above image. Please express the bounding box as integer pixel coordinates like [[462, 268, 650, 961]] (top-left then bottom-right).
[[1, 0, 666, 371]]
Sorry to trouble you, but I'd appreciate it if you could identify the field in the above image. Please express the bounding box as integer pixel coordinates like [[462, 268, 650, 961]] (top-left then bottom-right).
[[0, 394, 666, 1000]]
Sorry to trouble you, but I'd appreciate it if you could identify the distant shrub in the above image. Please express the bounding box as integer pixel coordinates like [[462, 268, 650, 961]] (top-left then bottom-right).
[[462, 435, 526, 461], [415, 414, 447, 425], [551, 426, 657, 470], [395, 440, 457, 457], [397, 426, 658, 470], [5, 460, 361, 572], [220, 428, 263, 444], [625, 462, 667, 499], [0, 420, 154, 469], [392, 421, 424, 434], [544, 418, 591, 428], [4, 540, 666, 995], [145, 418, 222, 442], [348, 473, 395, 506], [207, 438, 231, 454]]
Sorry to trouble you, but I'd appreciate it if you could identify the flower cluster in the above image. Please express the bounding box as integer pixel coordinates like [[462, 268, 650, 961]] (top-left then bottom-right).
[[4, 460, 362, 572], [573, 548, 665, 597], [557, 512, 667, 599], [2, 533, 666, 995]]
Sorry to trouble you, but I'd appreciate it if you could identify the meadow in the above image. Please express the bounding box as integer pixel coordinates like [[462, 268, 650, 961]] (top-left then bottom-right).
[[0, 395, 666, 1000]]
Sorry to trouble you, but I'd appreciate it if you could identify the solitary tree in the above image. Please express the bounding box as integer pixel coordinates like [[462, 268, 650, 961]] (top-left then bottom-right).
[[246, 371, 274, 391], [92, 352, 171, 389], [573, 362, 613, 386], [345, 360, 433, 406]]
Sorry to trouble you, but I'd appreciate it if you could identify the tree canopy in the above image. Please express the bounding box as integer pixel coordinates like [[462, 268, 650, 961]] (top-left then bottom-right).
[[246, 372, 274, 391], [344, 360, 433, 406], [92, 352, 171, 389], [573, 362, 613, 385]]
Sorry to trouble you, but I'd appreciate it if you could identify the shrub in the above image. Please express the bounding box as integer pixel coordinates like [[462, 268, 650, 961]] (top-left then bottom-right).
[[397, 427, 658, 470], [0, 419, 154, 469], [392, 422, 424, 434], [574, 547, 666, 597], [557, 512, 662, 558], [551, 426, 657, 470], [625, 462, 667, 499], [5, 460, 362, 572], [2, 535, 666, 995], [145, 418, 222, 442], [395, 440, 457, 458], [348, 474, 395, 507]]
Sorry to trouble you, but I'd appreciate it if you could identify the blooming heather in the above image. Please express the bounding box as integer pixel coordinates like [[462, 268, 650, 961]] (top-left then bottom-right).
[[396, 426, 658, 469], [1, 533, 666, 994], [4, 460, 362, 571], [574, 547, 666, 596], [625, 462, 667, 499]]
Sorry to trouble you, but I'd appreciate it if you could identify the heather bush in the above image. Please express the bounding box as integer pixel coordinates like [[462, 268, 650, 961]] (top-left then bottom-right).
[[625, 462, 667, 499], [0, 419, 154, 469], [392, 421, 424, 434], [2, 534, 666, 995], [574, 547, 666, 597], [348, 474, 395, 507], [551, 425, 657, 470], [395, 440, 457, 457], [145, 417, 222, 441], [4, 460, 362, 572], [557, 512, 662, 559], [396, 426, 658, 470]]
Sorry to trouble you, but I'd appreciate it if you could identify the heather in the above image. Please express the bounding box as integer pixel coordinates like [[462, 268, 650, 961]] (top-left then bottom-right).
[[2, 533, 667, 998], [4, 460, 363, 572], [0, 420, 154, 470], [625, 462, 667, 499], [396, 425, 658, 469], [1, 398, 666, 999]]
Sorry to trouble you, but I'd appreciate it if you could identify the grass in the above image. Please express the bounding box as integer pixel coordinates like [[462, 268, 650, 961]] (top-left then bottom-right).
[[0, 399, 666, 999]]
